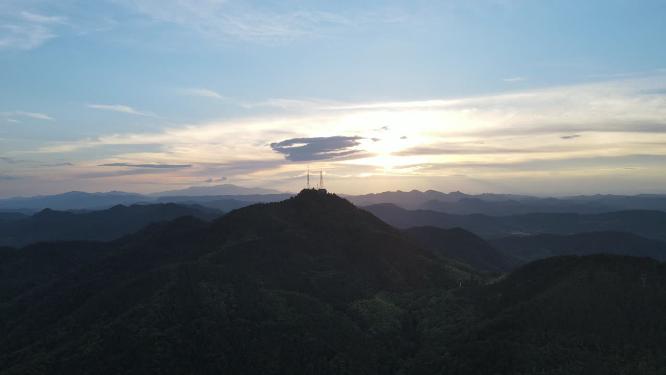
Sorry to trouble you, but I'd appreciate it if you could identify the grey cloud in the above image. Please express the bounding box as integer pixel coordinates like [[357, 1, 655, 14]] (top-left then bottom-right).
[[0, 157, 20, 164], [270, 136, 364, 161], [561, 134, 581, 140], [98, 162, 192, 169], [204, 177, 227, 183], [42, 162, 74, 167]]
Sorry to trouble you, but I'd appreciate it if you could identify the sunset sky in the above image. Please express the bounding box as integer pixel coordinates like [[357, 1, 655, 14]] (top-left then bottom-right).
[[1, 0, 666, 197]]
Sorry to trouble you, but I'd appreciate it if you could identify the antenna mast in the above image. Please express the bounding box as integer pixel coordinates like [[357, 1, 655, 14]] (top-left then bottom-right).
[[319, 170, 324, 190], [306, 167, 310, 189]]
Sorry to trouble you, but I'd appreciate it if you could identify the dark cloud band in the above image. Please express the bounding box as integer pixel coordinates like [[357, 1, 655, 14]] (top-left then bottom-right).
[[98, 162, 192, 169], [270, 136, 363, 161]]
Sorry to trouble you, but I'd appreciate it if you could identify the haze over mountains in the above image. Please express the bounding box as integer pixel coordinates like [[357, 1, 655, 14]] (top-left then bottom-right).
[[3, 186, 666, 271], [0, 204, 222, 247], [2, 185, 666, 214]]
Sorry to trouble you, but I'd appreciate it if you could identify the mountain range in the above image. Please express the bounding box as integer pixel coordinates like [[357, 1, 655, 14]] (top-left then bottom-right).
[[1, 190, 665, 374], [3, 187, 666, 215], [366, 203, 666, 242], [0, 203, 222, 247]]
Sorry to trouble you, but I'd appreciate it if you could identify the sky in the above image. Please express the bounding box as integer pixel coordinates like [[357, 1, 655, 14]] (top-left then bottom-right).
[[1, 0, 666, 197]]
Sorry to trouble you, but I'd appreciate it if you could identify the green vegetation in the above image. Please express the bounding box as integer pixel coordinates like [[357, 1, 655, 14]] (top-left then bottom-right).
[[1, 191, 664, 374]]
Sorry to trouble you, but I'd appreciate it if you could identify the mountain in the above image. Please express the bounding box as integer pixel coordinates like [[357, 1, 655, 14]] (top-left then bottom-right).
[[0, 203, 222, 247], [0, 189, 472, 375], [0, 186, 287, 212], [348, 190, 666, 214], [0, 212, 27, 222], [346, 190, 533, 210], [152, 183, 283, 197], [492, 231, 666, 264], [428, 255, 666, 374], [2, 191, 666, 374], [4, 188, 666, 215], [365, 203, 666, 241], [404, 226, 514, 272], [420, 196, 614, 215], [155, 193, 293, 211], [0, 191, 147, 211]]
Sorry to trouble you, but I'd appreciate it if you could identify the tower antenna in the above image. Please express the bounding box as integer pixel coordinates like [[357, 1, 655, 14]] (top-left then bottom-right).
[[319, 170, 324, 190], [306, 166, 310, 189]]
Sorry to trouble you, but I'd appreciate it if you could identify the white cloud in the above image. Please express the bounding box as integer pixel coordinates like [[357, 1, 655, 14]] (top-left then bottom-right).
[[114, 0, 397, 43], [1, 111, 53, 121], [28, 74, 666, 193], [116, 1, 341, 41], [503, 76, 526, 83], [0, 10, 68, 51], [87, 104, 156, 117], [182, 88, 224, 100], [20, 11, 67, 25]]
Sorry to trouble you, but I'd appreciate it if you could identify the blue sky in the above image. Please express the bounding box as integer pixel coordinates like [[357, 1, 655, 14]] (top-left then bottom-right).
[[1, 0, 666, 196]]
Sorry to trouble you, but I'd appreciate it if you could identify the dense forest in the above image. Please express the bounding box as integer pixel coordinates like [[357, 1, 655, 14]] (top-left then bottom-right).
[[1, 190, 664, 374]]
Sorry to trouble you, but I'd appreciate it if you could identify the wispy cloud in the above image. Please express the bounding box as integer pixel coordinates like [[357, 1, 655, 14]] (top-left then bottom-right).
[[24, 74, 666, 193], [98, 162, 191, 169], [0, 10, 68, 51], [1, 111, 53, 121], [114, 0, 398, 43], [181, 88, 224, 100], [503, 76, 526, 83], [87, 104, 156, 117], [20, 11, 67, 25], [561, 134, 581, 140]]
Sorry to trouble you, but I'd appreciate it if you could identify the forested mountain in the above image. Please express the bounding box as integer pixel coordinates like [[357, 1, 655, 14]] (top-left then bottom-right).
[[0, 204, 222, 247], [0, 190, 471, 375], [0, 212, 27, 222], [493, 231, 666, 264], [366, 204, 666, 241], [349, 190, 666, 214], [0, 191, 147, 211], [1, 191, 665, 374], [430, 255, 666, 374], [3, 188, 666, 215], [403, 226, 514, 272]]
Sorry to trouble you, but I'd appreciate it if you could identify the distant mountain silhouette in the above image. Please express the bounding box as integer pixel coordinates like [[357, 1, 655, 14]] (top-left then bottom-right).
[[0, 191, 147, 211], [4, 188, 666, 214], [152, 183, 283, 197], [0, 186, 287, 211], [492, 231, 666, 264], [348, 190, 666, 214], [0, 203, 222, 247], [404, 226, 513, 272], [155, 193, 293, 211], [366, 203, 666, 241], [0, 190, 473, 374]]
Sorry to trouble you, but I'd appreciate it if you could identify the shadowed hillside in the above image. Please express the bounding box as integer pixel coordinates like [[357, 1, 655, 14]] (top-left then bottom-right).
[[0, 190, 472, 375], [0, 203, 222, 247], [366, 203, 666, 241], [434, 255, 666, 374], [492, 231, 666, 264], [404, 226, 514, 272]]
